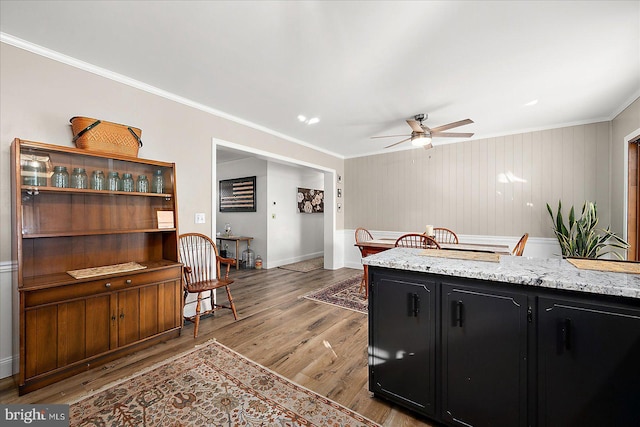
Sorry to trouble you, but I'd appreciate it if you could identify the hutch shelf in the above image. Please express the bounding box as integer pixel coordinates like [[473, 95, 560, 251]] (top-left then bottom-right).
[[11, 138, 183, 394]]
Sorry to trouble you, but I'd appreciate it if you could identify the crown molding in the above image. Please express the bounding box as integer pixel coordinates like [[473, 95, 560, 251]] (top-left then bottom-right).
[[0, 33, 345, 160]]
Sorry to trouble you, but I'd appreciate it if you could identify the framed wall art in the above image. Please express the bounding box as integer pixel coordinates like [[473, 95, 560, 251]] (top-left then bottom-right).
[[219, 176, 256, 212], [297, 187, 324, 213]]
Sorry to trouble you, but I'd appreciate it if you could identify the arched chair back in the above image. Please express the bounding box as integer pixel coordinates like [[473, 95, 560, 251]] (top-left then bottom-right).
[[395, 233, 441, 249], [179, 233, 238, 337], [355, 227, 374, 244], [433, 227, 459, 244], [513, 233, 529, 256], [355, 227, 374, 297]]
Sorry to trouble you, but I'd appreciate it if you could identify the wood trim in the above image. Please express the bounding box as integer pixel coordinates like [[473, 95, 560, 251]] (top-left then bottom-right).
[[628, 140, 640, 260]]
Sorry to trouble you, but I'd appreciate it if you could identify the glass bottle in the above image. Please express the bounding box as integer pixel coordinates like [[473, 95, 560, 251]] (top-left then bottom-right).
[[70, 167, 88, 189], [122, 173, 135, 192], [107, 171, 121, 192], [151, 169, 164, 194], [51, 166, 69, 188], [91, 170, 105, 190], [136, 174, 149, 192], [22, 159, 48, 186]]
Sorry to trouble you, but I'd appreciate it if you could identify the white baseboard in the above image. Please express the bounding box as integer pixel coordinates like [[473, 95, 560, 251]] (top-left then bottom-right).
[[0, 261, 17, 379], [0, 355, 14, 379], [267, 251, 325, 269]]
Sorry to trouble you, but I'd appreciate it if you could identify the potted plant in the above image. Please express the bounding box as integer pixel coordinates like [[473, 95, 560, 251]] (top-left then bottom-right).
[[546, 200, 629, 259]]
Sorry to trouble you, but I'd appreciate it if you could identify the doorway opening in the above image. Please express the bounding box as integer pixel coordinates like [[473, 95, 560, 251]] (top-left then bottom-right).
[[212, 138, 338, 270], [626, 129, 640, 260]]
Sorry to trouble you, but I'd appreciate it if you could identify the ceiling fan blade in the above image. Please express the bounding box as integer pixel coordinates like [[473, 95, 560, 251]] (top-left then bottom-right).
[[432, 132, 474, 138], [429, 119, 474, 133], [406, 119, 425, 133], [370, 134, 410, 139], [385, 137, 411, 148]]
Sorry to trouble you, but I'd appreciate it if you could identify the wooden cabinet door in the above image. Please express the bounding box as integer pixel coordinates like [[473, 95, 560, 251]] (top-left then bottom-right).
[[139, 284, 159, 339], [156, 279, 182, 332], [538, 297, 640, 427], [118, 278, 182, 345], [369, 269, 437, 416], [82, 295, 112, 357], [24, 294, 111, 380], [441, 282, 528, 427], [24, 305, 58, 379], [117, 289, 140, 346], [139, 279, 182, 339]]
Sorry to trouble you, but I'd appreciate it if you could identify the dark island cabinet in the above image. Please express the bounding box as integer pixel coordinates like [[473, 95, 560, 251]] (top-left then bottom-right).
[[441, 283, 528, 427], [368, 265, 640, 427], [538, 297, 640, 427], [369, 269, 437, 417]]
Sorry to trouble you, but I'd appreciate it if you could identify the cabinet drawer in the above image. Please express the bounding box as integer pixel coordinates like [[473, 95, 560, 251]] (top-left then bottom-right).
[[24, 267, 181, 307]]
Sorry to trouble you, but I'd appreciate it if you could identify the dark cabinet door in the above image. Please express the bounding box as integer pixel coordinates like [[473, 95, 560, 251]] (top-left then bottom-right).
[[538, 297, 640, 427], [442, 283, 528, 427], [369, 270, 437, 416]]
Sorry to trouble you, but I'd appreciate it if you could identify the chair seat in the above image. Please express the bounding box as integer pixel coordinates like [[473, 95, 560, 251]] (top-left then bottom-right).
[[185, 278, 234, 293]]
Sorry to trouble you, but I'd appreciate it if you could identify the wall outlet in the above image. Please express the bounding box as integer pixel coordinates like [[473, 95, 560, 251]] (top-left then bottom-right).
[[195, 213, 206, 224]]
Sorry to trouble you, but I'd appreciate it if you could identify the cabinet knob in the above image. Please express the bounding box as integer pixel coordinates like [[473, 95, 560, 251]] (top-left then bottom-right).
[[105, 282, 111, 288], [125, 279, 132, 285]]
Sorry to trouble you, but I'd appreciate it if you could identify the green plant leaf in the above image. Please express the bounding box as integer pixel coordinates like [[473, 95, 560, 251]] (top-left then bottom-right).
[[547, 199, 628, 259]]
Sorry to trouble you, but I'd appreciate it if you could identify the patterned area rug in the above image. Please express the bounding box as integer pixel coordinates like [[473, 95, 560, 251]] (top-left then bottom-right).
[[69, 339, 379, 426], [303, 275, 368, 314], [278, 257, 324, 272]]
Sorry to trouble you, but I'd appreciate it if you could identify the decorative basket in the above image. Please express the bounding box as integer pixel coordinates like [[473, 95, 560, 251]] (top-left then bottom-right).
[[70, 116, 143, 157]]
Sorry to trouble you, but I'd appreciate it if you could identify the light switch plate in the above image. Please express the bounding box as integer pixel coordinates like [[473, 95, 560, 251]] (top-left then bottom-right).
[[195, 213, 206, 224]]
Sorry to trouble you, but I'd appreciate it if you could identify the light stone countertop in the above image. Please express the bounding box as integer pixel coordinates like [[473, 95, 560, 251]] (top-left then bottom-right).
[[363, 248, 640, 300]]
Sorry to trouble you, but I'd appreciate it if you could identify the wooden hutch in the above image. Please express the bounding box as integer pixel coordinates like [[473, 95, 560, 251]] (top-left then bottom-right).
[[11, 139, 183, 394]]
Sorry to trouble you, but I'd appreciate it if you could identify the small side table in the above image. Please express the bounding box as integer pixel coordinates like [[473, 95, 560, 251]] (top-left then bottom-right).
[[216, 235, 254, 270]]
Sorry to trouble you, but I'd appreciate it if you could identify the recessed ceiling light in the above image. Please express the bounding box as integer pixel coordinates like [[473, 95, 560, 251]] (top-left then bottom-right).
[[524, 99, 538, 106], [297, 115, 319, 125]]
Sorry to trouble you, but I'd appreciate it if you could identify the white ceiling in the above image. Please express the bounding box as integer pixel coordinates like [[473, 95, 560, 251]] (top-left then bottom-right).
[[1, 1, 639, 158]]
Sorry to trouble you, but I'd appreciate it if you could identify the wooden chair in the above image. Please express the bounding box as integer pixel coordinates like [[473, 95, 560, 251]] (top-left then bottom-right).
[[395, 233, 441, 249], [355, 227, 374, 297], [512, 233, 529, 256], [432, 227, 459, 244], [178, 233, 238, 338]]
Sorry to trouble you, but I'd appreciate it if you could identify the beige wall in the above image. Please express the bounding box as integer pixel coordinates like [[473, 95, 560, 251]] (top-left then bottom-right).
[[345, 122, 614, 238], [0, 43, 345, 266], [611, 97, 640, 237], [0, 43, 345, 377]]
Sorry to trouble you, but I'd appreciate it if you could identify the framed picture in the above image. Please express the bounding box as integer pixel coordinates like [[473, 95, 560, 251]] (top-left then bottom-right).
[[297, 187, 324, 213], [219, 176, 256, 212]]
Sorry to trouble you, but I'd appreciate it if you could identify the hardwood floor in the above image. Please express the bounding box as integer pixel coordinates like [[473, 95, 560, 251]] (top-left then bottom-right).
[[0, 266, 435, 426]]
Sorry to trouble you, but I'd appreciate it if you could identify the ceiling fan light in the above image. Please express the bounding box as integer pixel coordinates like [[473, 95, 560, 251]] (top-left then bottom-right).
[[411, 134, 432, 147]]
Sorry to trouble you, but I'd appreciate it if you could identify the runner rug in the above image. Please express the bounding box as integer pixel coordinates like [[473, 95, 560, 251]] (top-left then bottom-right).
[[303, 275, 368, 314], [69, 339, 379, 426], [278, 257, 324, 272]]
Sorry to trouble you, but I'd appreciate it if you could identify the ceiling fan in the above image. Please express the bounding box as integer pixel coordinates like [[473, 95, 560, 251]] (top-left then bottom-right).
[[371, 114, 474, 149]]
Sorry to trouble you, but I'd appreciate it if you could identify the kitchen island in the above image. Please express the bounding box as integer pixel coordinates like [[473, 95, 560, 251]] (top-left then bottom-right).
[[363, 248, 640, 427]]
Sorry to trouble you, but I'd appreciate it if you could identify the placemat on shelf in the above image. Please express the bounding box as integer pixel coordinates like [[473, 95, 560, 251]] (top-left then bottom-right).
[[67, 262, 147, 279], [420, 249, 501, 263], [566, 258, 640, 274]]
